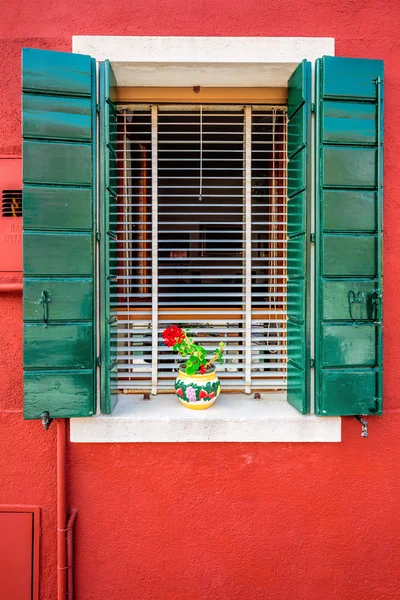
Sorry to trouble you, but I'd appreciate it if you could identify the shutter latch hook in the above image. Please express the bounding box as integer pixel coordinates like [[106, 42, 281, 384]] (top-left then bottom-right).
[[355, 416, 369, 438], [40, 289, 51, 327], [348, 290, 365, 325]]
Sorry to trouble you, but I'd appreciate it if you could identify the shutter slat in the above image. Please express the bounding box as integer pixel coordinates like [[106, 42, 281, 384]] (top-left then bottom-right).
[[23, 94, 92, 141], [22, 48, 96, 419]]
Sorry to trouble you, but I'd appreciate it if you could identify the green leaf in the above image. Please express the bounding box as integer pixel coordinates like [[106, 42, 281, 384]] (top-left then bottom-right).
[[186, 359, 201, 375]]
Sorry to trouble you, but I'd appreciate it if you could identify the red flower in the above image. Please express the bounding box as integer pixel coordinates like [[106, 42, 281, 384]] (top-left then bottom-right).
[[199, 364, 207, 375], [162, 325, 185, 348]]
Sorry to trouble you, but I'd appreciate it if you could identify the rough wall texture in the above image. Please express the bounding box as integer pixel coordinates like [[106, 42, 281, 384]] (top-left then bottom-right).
[[1, 2, 400, 599]]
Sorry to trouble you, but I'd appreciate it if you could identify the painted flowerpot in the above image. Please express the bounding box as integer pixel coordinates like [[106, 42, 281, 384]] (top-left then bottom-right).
[[175, 367, 221, 410]]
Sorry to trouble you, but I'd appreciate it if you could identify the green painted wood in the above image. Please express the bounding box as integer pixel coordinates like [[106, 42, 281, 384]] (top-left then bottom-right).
[[315, 56, 384, 416], [24, 278, 93, 321], [287, 234, 306, 277], [320, 370, 379, 416], [322, 324, 377, 367], [287, 361, 306, 411], [99, 60, 119, 414], [323, 146, 377, 188], [323, 235, 376, 277], [23, 48, 92, 97], [287, 61, 308, 119], [24, 323, 93, 369], [23, 186, 92, 230], [323, 190, 376, 231], [322, 102, 376, 144], [105, 146, 118, 195], [24, 233, 93, 276], [322, 280, 377, 321], [287, 191, 306, 235], [321, 56, 384, 100], [23, 94, 92, 141], [287, 321, 306, 367], [23, 140, 92, 186], [287, 105, 307, 157], [287, 148, 306, 198], [22, 48, 96, 419], [286, 279, 305, 322], [286, 60, 311, 415], [24, 371, 94, 419]]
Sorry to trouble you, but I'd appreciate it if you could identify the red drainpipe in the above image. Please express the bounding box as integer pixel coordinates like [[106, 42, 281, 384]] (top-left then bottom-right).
[[0, 282, 23, 292], [57, 419, 78, 600], [57, 419, 67, 600], [66, 509, 78, 600]]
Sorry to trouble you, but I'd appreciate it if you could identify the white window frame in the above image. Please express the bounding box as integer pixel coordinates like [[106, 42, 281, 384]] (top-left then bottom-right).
[[70, 36, 341, 443]]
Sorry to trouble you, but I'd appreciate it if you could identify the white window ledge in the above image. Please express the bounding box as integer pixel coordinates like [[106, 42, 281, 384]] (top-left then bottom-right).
[[70, 394, 341, 443]]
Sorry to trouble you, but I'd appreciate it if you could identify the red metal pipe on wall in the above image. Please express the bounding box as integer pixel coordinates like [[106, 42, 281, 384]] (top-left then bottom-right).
[[66, 508, 78, 600], [57, 419, 67, 600], [0, 283, 22, 292]]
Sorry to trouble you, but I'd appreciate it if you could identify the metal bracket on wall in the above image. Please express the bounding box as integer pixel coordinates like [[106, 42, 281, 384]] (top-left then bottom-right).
[[41, 411, 53, 431], [355, 416, 369, 438]]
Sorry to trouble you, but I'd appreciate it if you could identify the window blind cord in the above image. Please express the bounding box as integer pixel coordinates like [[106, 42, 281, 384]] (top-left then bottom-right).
[[199, 104, 203, 202]]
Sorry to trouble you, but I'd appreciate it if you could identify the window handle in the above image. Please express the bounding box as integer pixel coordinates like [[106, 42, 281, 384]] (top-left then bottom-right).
[[40, 290, 51, 327]]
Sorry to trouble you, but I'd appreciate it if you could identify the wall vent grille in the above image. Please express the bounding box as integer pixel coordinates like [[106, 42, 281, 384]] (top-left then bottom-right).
[[2, 190, 22, 217]]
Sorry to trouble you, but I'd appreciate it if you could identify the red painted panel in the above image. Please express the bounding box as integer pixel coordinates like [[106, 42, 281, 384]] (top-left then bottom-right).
[[0, 512, 33, 600], [0, 159, 22, 272]]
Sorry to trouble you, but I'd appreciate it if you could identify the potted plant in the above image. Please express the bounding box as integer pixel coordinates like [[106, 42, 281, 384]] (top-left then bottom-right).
[[162, 325, 225, 410]]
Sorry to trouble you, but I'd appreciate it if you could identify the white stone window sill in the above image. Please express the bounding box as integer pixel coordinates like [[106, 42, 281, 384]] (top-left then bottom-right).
[[70, 393, 341, 443]]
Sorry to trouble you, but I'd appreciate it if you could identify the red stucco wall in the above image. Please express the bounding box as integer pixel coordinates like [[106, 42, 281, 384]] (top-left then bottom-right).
[[1, 3, 400, 599]]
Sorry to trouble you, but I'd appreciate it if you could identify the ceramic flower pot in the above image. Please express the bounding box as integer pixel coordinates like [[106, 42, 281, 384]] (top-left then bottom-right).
[[174, 367, 221, 410]]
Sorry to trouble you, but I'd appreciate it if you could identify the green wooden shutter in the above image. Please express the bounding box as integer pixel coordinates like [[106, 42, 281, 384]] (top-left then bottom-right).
[[286, 60, 312, 414], [23, 48, 97, 419], [99, 61, 118, 413], [315, 56, 383, 416]]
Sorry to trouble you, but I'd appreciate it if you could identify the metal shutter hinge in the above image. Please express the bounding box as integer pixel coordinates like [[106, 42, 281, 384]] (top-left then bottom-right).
[[96, 103, 100, 114], [96, 232, 101, 242], [310, 358, 315, 368], [311, 103, 315, 113], [310, 233, 315, 242], [96, 357, 101, 367]]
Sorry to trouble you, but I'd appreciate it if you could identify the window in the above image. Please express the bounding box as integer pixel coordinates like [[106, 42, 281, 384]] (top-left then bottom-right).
[[114, 105, 288, 395], [21, 43, 383, 437]]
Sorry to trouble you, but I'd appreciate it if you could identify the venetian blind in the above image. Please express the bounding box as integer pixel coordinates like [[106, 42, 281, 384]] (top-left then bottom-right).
[[111, 104, 288, 394]]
